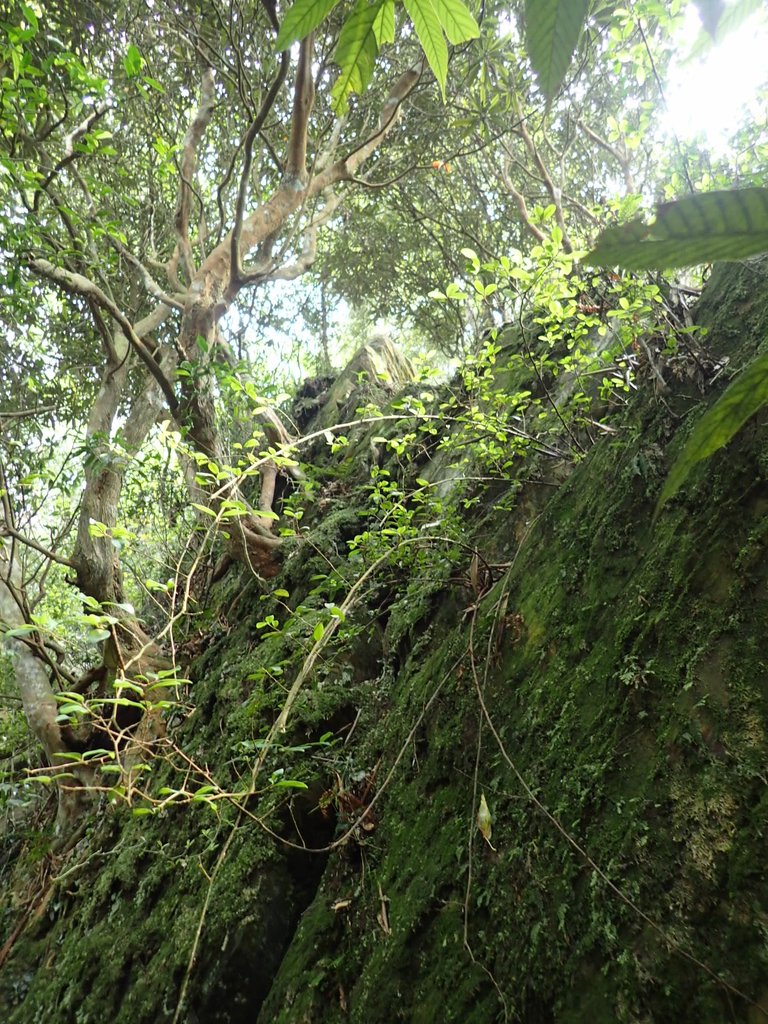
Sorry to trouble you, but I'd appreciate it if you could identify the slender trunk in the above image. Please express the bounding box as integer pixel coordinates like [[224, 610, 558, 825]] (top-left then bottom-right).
[[0, 546, 91, 836]]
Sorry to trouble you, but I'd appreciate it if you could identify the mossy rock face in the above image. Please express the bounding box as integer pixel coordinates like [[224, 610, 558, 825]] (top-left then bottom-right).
[[307, 331, 415, 433], [4, 261, 768, 1023]]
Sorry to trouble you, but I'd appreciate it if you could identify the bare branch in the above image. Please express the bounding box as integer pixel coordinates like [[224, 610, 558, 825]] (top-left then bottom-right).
[[512, 96, 573, 252], [229, 51, 290, 289], [0, 525, 76, 569], [285, 36, 315, 182], [34, 102, 108, 211], [110, 237, 187, 310], [574, 117, 635, 193], [0, 405, 56, 420], [499, 157, 547, 245], [328, 61, 423, 184], [29, 259, 179, 416], [270, 191, 340, 281], [173, 68, 216, 284]]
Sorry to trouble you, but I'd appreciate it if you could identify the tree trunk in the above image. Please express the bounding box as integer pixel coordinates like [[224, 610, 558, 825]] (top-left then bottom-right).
[[0, 546, 90, 836]]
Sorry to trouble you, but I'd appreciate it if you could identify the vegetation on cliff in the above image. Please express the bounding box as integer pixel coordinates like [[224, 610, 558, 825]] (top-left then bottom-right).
[[1, 0, 768, 1020]]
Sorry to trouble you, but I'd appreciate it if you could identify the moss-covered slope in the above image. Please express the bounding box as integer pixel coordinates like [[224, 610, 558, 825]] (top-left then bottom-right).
[[3, 259, 768, 1023]]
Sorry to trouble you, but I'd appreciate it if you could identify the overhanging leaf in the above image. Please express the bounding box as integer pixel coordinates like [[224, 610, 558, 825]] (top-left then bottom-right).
[[433, 0, 480, 45], [523, 0, 590, 102], [585, 188, 768, 270], [685, 0, 763, 62], [656, 347, 768, 514], [276, 0, 341, 51], [404, 0, 449, 99], [123, 43, 142, 78], [693, 0, 725, 36], [373, 0, 396, 44], [331, 0, 385, 113]]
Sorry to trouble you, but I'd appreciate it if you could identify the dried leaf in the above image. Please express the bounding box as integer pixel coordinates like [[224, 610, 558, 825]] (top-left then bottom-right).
[[477, 792, 496, 849]]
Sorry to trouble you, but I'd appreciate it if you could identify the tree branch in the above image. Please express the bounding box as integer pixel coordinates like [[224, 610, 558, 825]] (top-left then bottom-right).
[[229, 50, 290, 289], [34, 102, 108, 212], [512, 96, 573, 252], [29, 259, 180, 416], [111, 237, 187, 310], [284, 36, 315, 182], [499, 157, 546, 245], [326, 61, 422, 185], [269, 191, 340, 281], [173, 68, 216, 285], [575, 117, 635, 194], [0, 525, 76, 569]]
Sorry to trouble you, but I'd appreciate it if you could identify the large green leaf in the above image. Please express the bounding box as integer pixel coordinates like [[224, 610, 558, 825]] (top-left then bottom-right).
[[686, 0, 763, 61], [331, 0, 385, 113], [276, 0, 341, 51], [693, 0, 725, 36], [657, 347, 768, 513], [523, 0, 590, 102], [373, 0, 396, 45], [404, 0, 449, 98], [433, 0, 480, 45], [585, 188, 768, 271]]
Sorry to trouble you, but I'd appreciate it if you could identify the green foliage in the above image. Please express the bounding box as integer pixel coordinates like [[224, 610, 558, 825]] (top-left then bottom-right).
[[331, 0, 389, 113], [656, 345, 768, 513], [277, 0, 479, 110], [275, 0, 341, 50], [586, 188, 768, 270], [523, 0, 590, 102]]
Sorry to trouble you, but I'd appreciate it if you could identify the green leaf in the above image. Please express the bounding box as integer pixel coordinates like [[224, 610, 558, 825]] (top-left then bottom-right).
[[86, 628, 112, 644], [192, 502, 217, 517], [404, 0, 449, 99], [523, 0, 590, 102], [2, 623, 36, 638], [693, 0, 725, 36], [685, 0, 763, 61], [123, 43, 143, 78], [657, 347, 768, 514], [585, 188, 768, 271], [313, 621, 325, 642], [433, 0, 480, 45], [19, 3, 39, 32], [276, 0, 341, 51], [373, 0, 396, 45], [331, 0, 385, 113]]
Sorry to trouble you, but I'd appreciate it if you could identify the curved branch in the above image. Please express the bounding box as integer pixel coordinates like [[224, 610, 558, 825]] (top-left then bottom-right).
[[173, 68, 216, 284], [499, 157, 547, 245], [229, 52, 290, 289], [575, 117, 635, 193], [33, 103, 108, 212], [285, 35, 315, 181], [29, 259, 180, 416], [325, 61, 423, 185], [0, 525, 76, 569], [512, 95, 573, 252], [110, 238, 187, 310]]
